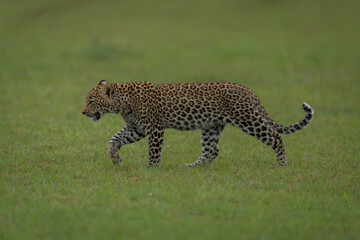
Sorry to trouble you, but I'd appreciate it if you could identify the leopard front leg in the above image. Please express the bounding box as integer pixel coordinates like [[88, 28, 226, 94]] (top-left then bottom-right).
[[109, 126, 146, 165], [147, 124, 165, 166]]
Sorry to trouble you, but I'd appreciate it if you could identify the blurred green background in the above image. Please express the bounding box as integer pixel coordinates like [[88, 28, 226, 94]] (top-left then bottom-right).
[[1, 0, 359, 239]]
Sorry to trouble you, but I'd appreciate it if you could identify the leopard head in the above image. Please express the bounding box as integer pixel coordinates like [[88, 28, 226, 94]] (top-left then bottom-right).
[[82, 80, 115, 122]]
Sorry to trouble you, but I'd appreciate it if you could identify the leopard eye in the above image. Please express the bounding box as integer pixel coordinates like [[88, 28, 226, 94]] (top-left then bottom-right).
[[88, 100, 94, 105]]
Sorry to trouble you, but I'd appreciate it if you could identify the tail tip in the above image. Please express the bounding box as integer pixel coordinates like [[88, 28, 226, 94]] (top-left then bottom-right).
[[303, 102, 314, 115]]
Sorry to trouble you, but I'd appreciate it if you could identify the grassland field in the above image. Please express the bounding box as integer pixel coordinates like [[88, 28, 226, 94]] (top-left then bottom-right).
[[0, 0, 359, 239]]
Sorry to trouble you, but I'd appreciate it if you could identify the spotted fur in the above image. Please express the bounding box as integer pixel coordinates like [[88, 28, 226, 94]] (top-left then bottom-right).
[[82, 80, 314, 167]]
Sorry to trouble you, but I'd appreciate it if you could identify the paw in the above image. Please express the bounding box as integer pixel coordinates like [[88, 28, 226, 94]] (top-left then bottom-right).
[[271, 163, 278, 169], [271, 162, 287, 168], [144, 162, 160, 168], [111, 157, 123, 166], [113, 161, 123, 166], [181, 162, 197, 167]]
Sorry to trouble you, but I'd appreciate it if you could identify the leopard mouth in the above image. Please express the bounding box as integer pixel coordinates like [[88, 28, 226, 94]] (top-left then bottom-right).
[[91, 112, 101, 122]]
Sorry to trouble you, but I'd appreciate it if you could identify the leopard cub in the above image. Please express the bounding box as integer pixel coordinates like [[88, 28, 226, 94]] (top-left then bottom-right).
[[82, 80, 314, 167]]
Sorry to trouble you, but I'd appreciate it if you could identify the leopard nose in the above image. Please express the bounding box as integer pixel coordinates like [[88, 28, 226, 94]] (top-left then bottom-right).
[[82, 111, 86, 115]]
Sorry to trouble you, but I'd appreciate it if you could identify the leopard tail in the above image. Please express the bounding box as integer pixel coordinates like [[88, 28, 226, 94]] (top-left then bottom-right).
[[262, 102, 314, 135]]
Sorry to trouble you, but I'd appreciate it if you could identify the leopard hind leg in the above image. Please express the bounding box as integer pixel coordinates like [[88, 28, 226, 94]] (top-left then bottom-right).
[[229, 111, 287, 167]]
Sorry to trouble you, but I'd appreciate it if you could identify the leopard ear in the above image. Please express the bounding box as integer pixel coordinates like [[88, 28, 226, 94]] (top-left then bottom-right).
[[98, 80, 108, 86], [98, 84, 114, 103]]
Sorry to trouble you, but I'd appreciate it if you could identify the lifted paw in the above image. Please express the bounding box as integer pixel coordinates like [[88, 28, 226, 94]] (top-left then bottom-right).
[[181, 162, 199, 167]]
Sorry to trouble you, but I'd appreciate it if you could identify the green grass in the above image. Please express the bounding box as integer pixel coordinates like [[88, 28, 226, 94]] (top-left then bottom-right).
[[1, 0, 359, 239]]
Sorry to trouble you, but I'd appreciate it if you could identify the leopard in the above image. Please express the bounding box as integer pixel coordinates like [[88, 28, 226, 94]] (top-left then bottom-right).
[[82, 80, 314, 167]]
